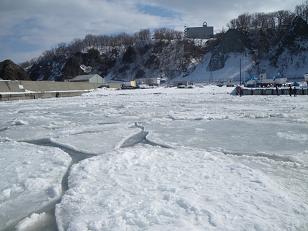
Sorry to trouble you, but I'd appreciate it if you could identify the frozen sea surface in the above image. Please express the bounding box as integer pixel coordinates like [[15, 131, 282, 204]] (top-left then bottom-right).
[[0, 86, 307, 230], [56, 146, 308, 231], [0, 141, 71, 230], [146, 119, 308, 156]]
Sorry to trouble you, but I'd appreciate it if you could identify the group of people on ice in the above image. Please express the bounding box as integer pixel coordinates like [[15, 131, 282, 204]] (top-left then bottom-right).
[[235, 85, 299, 96], [288, 85, 297, 97]]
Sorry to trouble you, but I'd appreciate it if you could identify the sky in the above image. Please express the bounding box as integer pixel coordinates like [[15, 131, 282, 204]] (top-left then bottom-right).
[[0, 0, 302, 63]]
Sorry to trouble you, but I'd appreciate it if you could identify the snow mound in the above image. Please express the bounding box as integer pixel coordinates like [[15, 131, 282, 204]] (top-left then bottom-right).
[[0, 141, 71, 230], [15, 212, 55, 231], [56, 146, 308, 231], [11, 119, 29, 126]]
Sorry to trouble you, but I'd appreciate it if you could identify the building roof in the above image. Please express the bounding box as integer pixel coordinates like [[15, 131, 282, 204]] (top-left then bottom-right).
[[105, 80, 125, 83], [71, 74, 102, 81], [136, 77, 159, 81]]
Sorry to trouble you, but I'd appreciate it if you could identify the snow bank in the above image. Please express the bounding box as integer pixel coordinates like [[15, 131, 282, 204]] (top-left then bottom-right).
[[0, 141, 71, 230], [182, 53, 253, 82], [56, 146, 308, 231]]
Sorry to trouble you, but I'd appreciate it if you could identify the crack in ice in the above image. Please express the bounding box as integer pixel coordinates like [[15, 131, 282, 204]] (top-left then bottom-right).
[[220, 150, 301, 164], [120, 122, 172, 149]]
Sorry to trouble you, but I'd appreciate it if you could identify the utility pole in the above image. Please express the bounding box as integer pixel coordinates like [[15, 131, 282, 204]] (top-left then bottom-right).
[[240, 58, 242, 85], [210, 71, 213, 84]]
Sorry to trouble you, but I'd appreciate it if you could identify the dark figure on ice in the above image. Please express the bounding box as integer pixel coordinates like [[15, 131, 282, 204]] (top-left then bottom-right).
[[288, 85, 292, 96], [275, 86, 279, 96], [236, 86, 243, 97], [236, 86, 242, 96], [293, 86, 297, 97]]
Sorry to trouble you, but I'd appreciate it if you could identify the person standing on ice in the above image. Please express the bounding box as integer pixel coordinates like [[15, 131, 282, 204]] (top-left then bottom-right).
[[240, 87, 243, 97], [236, 86, 243, 97], [293, 86, 297, 97], [288, 85, 292, 96], [236, 86, 240, 96], [275, 86, 279, 96]]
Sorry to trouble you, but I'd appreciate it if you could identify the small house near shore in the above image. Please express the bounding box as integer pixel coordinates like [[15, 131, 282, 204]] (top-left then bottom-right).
[[106, 80, 124, 89], [69, 74, 104, 84]]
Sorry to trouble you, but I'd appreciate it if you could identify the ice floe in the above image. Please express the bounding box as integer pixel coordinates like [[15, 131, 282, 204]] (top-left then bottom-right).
[[56, 146, 308, 231], [0, 141, 71, 230]]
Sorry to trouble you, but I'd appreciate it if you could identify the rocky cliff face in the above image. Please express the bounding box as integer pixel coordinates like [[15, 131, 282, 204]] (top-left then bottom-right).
[[0, 60, 30, 81], [25, 39, 204, 81], [27, 49, 117, 81]]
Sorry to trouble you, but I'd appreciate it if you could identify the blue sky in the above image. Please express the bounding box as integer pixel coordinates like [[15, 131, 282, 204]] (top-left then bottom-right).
[[137, 3, 181, 19], [0, 0, 302, 63]]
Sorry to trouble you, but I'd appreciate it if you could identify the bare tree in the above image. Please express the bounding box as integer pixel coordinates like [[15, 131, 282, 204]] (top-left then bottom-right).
[[295, 0, 308, 22], [69, 39, 84, 54], [227, 19, 237, 29], [236, 13, 251, 30], [153, 28, 182, 41], [114, 33, 134, 47], [174, 31, 184, 40], [276, 10, 294, 28], [54, 43, 67, 56], [135, 29, 151, 41]]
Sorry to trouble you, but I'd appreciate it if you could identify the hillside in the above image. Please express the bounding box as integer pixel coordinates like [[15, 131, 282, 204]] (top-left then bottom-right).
[[0, 60, 30, 81], [5, 7, 308, 83], [183, 16, 308, 82], [23, 35, 205, 82]]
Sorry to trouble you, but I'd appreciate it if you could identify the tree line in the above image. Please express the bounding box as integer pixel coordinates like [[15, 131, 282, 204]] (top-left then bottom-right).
[[227, 1, 308, 30], [21, 1, 307, 68], [20, 28, 184, 67]]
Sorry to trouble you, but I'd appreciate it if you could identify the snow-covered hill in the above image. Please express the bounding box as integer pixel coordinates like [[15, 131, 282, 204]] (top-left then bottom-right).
[[179, 53, 253, 82], [183, 17, 308, 82], [15, 16, 308, 83], [182, 50, 308, 83]]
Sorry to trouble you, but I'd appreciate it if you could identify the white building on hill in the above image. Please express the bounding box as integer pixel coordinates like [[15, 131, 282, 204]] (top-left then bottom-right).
[[69, 74, 104, 84], [184, 22, 214, 39]]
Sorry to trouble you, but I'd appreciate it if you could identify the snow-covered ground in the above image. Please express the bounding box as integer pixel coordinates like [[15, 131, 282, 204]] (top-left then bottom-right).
[[0, 86, 307, 230]]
